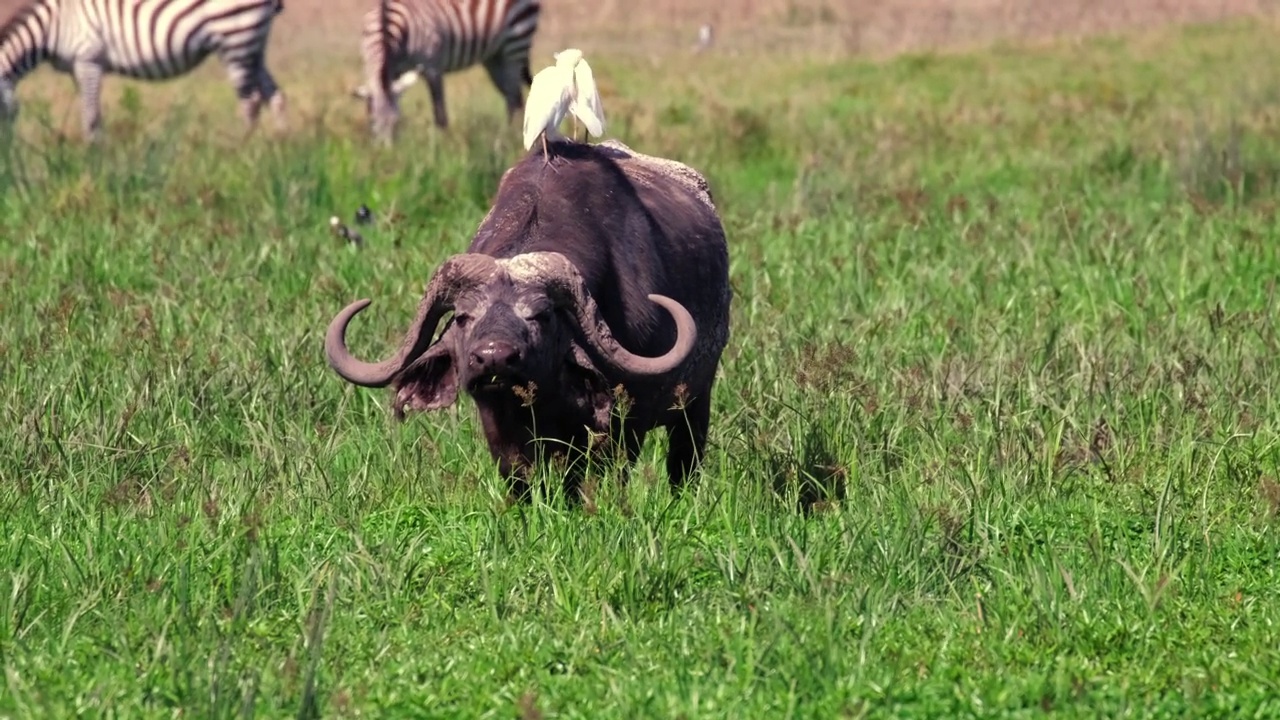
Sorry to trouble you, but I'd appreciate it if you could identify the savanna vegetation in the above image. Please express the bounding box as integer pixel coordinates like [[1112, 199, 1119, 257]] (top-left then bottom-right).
[[3, 1, 1280, 716]]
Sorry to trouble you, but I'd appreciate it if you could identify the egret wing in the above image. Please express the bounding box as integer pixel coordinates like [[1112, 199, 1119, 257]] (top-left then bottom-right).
[[523, 65, 569, 149], [569, 59, 605, 137]]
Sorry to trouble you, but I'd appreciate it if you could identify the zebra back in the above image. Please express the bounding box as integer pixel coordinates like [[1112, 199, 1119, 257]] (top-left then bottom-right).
[[370, 0, 542, 78], [5, 0, 283, 83]]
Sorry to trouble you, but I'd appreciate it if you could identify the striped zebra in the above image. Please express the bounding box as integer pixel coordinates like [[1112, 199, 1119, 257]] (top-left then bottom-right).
[[0, 0, 286, 141], [352, 0, 541, 141]]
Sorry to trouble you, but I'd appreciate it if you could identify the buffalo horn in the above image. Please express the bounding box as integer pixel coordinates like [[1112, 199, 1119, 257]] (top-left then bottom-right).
[[503, 252, 697, 376], [325, 254, 500, 386]]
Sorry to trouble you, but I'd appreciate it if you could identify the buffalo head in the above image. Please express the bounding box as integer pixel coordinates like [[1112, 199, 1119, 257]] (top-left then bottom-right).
[[324, 252, 697, 420]]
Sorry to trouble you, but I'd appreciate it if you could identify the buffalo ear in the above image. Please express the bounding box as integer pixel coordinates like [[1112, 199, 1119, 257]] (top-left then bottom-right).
[[391, 344, 457, 419], [566, 344, 614, 431]]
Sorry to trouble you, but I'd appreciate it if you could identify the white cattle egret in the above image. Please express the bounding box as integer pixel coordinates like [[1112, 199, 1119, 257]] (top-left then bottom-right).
[[522, 63, 574, 161], [521, 48, 606, 162], [553, 48, 605, 139]]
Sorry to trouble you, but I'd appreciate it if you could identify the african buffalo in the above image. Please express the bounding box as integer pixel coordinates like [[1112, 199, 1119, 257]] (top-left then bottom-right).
[[324, 139, 731, 498]]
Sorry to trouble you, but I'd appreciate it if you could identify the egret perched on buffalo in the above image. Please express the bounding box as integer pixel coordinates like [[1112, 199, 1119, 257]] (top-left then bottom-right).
[[522, 48, 606, 162]]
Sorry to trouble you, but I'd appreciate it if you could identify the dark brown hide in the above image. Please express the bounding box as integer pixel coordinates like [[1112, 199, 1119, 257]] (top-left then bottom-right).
[[327, 139, 731, 499]]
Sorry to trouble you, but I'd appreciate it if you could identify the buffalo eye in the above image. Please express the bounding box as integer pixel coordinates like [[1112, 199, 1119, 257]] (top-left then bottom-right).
[[530, 309, 553, 325], [452, 312, 472, 329]]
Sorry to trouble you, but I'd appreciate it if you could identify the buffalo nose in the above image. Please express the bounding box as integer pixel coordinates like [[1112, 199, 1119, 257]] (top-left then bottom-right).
[[470, 341, 521, 374]]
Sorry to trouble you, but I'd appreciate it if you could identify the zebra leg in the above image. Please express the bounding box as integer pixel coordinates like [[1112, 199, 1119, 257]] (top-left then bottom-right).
[[483, 58, 525, 124], [239, 91, 264, 128], [72, 61, 105, 142], [0, 80, 18, 123], [258, 66, 287, 130], [425, 71, 448, 130], [222, 56, 265, 129]]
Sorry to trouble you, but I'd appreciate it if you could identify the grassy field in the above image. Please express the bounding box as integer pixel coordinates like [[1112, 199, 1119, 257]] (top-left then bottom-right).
[[5, 7, 1280, 718]]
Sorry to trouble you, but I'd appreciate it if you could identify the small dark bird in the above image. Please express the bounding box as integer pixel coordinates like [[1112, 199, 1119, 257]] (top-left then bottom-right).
[[355, 204, 374, 225], [330, 216, 364, 247]]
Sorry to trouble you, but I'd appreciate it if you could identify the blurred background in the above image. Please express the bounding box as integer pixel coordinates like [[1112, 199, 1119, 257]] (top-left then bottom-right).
[[5, 0, 1275, 62]]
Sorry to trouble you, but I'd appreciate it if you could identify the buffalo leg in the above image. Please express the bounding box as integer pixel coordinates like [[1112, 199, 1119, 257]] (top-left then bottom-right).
[[501, 460, 532, 503], [479, 404, 536, 502], [666, 391, 712, 492], [563, 426, 635, 503], [561, 427, 646, 506], [501, 436, 589, 505]]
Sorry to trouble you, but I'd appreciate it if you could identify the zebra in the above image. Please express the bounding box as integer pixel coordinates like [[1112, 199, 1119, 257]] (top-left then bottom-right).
[[0, 0, 286, 141], [351, 0, 541, 142]]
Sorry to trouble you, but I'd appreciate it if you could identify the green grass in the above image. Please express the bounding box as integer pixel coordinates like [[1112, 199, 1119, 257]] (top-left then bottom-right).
[[5, 18, 1280, 718]]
